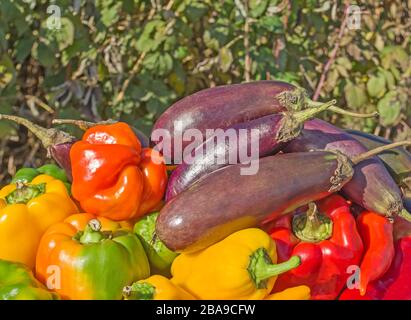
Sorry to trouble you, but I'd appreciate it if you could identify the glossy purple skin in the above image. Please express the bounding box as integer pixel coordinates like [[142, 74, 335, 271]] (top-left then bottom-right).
[[50, 142, 74, 181], [152, 81, 295, 161], [405, 198, 411, 213], [157, 151, 351, 252], [284, 118, 403, 216], [165, 114, 285, 201]]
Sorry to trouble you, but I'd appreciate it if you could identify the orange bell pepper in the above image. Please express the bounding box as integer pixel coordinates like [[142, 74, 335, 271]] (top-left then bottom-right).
[[70, 122, 167, 221]]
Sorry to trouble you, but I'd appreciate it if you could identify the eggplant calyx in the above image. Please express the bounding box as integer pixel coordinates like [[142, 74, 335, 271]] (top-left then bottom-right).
[[276, 99, 337, 143], [328, 151, 354, 193], [292, 203, 333, 242]]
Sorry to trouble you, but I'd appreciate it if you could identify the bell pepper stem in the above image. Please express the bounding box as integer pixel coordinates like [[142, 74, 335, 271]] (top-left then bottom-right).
[[78, 219, 107, 244], [123, 282, 155, 300], [248, 248, 301, 289], [292, 203, 333, 242], [5, 182, 46, 204], [0, 114, 74, 150], [352, 141, 411, 165]]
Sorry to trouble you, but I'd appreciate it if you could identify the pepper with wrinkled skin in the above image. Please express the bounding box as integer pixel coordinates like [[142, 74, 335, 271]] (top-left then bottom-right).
[[0, 259, 59, 300], [0, 174, 78, 269], [70, 122, 167, 221], [264, 286, 310, 300], [171, 228, 301, 300], [36, 213, 149, 300], [356, 211, 394, 296], [269, 195, 363, 300], [123, 275, 195, 300]]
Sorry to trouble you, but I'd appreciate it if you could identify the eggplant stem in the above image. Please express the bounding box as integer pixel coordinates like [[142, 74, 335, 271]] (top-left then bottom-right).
[[329, 107, 379, 119], [0, 114, 74, 149], [52, 119, 116, 131], [305, 99, 379, 118], [398, 209, 411, 223], [352, 141, 411, 165]]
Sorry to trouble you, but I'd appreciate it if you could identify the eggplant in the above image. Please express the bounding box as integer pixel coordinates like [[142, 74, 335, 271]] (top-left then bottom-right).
[[156, 151, 355, 252], [165, 100, 336, 201], [152, 80, 376, 163], [347, 129, 411, 193], [285, 119, 411, 220]]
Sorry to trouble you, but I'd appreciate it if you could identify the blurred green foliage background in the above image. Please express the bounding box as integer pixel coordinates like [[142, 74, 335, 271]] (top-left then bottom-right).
[[0, 0, 410, 183]]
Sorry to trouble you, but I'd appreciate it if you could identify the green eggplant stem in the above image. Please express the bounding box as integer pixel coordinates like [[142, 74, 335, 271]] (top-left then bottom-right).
[[5, 182, 46, 205], [248, 248, 300, 289], [398, 209, 411, 223], [305, 100, 379, 118], [292, 203, 333, 242], [52, 119, 116, 131], [352, 141, 411, 165], [0, 114, 74, 149]]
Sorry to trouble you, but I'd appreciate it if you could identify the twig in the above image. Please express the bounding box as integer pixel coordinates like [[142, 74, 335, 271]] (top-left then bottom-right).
[[25, 95, 54, 114], [113, 16, 175, 105], [313, 3, 350, 101]]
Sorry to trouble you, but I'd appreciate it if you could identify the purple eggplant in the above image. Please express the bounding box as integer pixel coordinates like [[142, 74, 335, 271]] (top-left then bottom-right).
[[157, 150, 355, 252], [165, 100, 337, 201], [284, 118, 411, 221], [347, 129, 411, 193], [152, 81, 375, 163]]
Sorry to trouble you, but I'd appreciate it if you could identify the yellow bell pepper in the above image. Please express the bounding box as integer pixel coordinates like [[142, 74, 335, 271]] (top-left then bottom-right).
[[123, 275, 195, 300], [0, 174, 78, 269], [171, 228, 301, 300], [265, 286, 311, 300]]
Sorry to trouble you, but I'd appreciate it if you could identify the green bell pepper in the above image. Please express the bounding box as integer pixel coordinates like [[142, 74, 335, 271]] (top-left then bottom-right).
[[134, 212, 178, 277], [0, 259, 59, 300]]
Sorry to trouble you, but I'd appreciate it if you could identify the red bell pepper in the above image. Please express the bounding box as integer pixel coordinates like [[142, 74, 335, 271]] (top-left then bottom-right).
[[356, 211, 394, 295], [339, 213, 411, 300], [339, 236, 411, 300], [70, 122, 167, 221], [269, 194, 363, 300]]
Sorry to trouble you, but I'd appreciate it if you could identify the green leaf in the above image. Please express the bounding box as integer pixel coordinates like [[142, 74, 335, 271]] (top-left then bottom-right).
[[219, 47, 233, 72], [366, 73, 386, 98], [15, 36, 34, 63], [143, 52, 173, 76], [249, 0, 269, 18], [258, 16, 283, 33], [377, 91, 401, 126], [185, 2, 209, 22], [34, 42, 57, 68], [136, 20, 166, 52], [344, 82, 367, 109], [0, 54, 16, 89]]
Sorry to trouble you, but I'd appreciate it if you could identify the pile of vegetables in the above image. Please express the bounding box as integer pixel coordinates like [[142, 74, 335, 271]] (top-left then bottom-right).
[[0, 80, 410, 300]]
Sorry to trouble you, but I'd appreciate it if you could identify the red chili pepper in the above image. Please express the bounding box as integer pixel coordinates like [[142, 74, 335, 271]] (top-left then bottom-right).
[[269, 194, 363, 300], [356, 211, 394, 296], [339, 236, 411, 300], [70, 122, 167, 221]]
